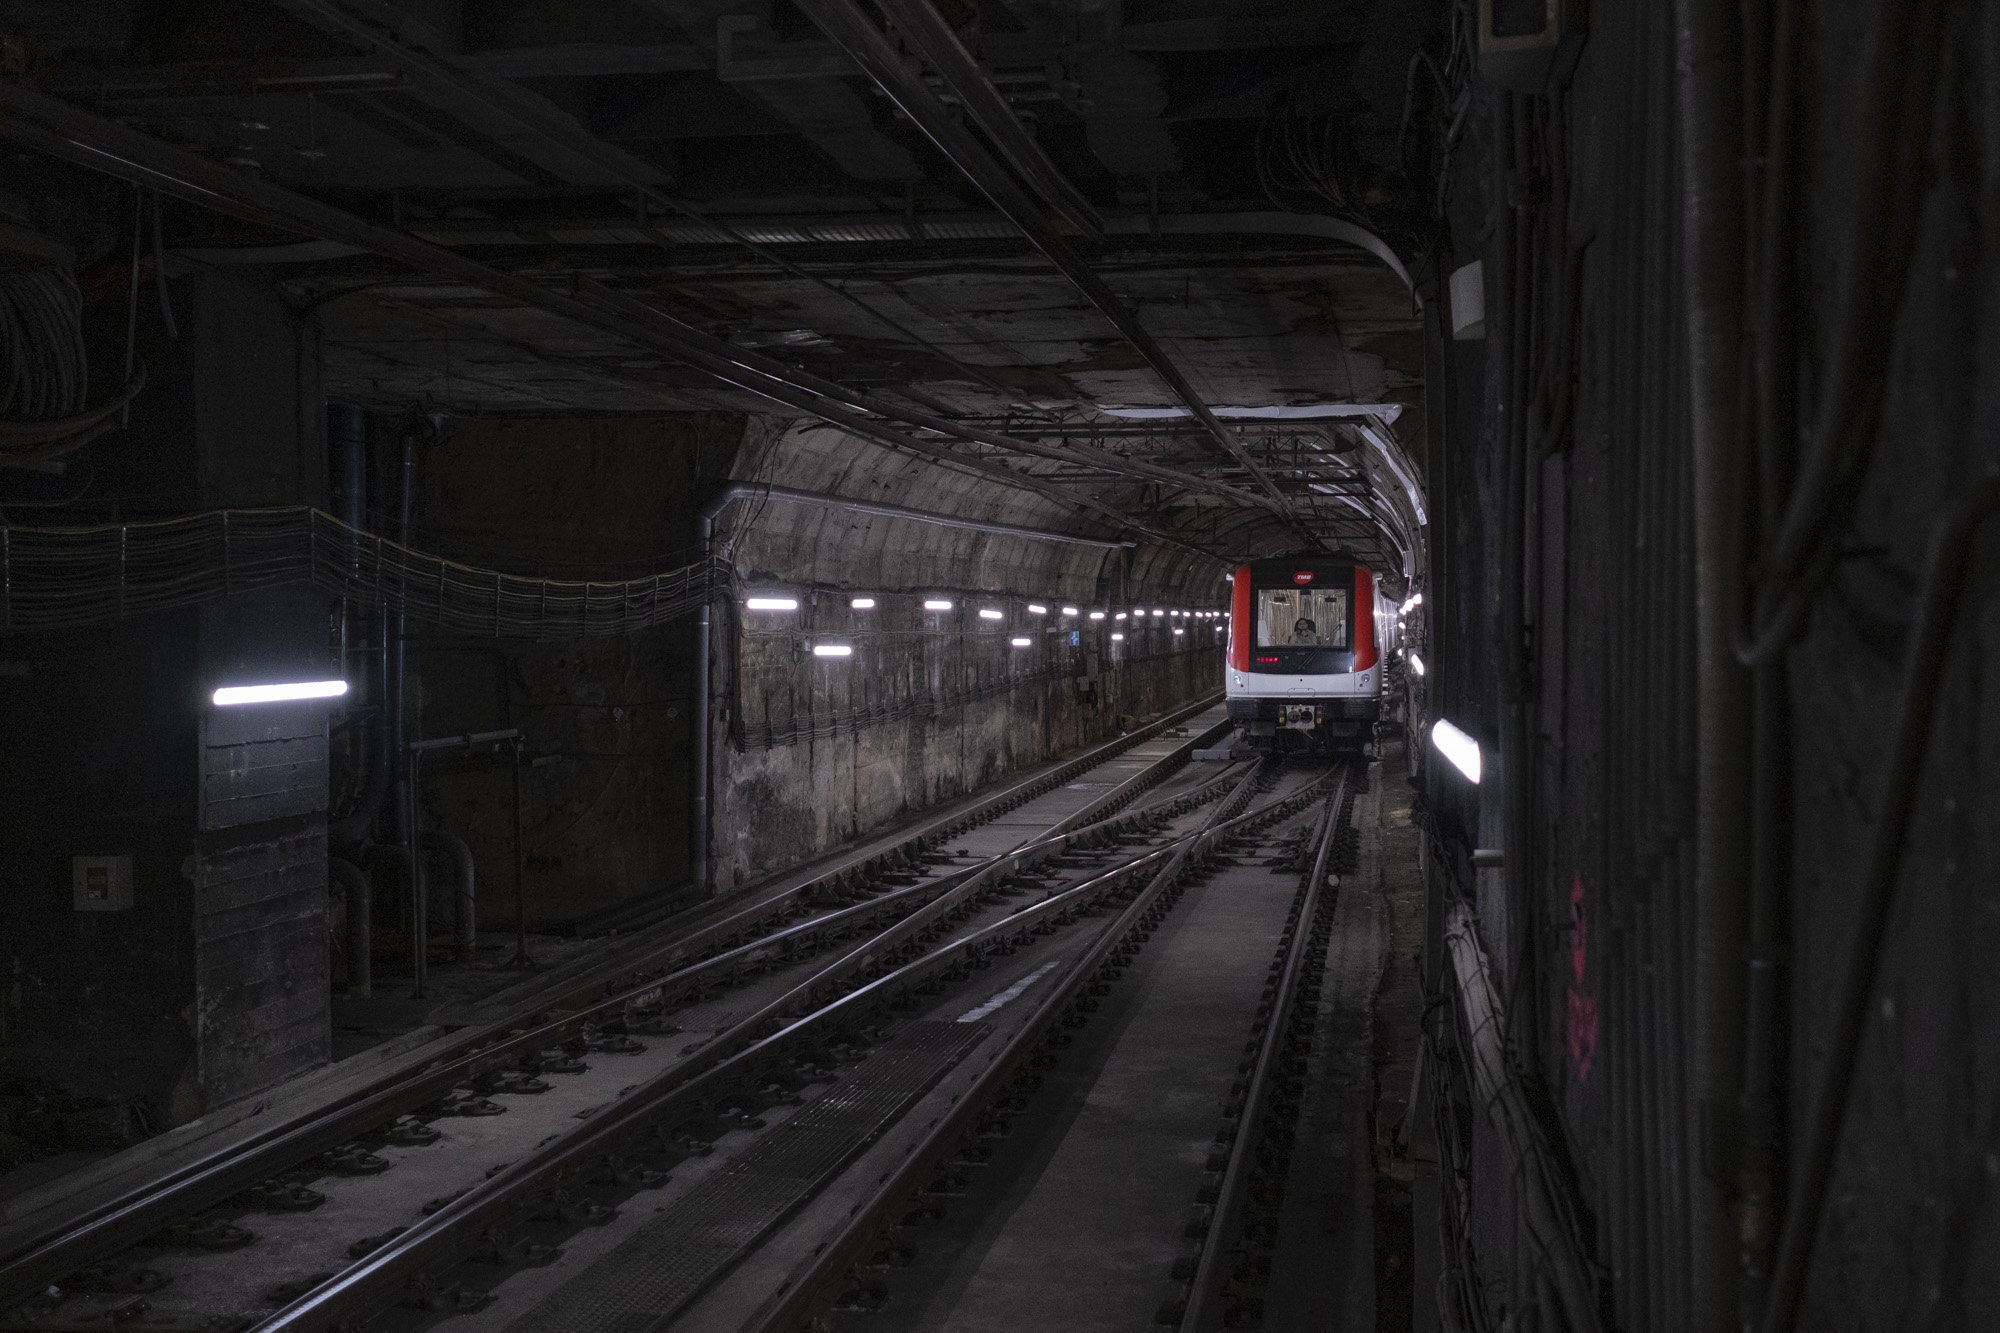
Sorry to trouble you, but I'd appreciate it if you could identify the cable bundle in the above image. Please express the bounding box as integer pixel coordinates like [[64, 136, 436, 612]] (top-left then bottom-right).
[[0, 265, 87, 419], [0, 506, 718, 639]]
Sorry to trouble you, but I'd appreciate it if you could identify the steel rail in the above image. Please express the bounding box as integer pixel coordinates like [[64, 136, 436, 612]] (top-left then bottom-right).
[[462, 694, 1222, 1030], [0, 700, 1222, 1311], [1177, 764, 1353, 1331], [256, 763, 1328, 1331], [741, 761, 1341, 1332], [788, 0, 1301, 522]]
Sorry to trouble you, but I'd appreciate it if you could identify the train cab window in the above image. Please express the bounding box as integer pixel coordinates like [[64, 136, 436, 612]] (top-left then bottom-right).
[[1254, 587, 1349, 649]]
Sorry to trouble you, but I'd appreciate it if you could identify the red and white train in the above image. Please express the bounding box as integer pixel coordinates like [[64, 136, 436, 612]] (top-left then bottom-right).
[[1225, 554, 1387, 749]]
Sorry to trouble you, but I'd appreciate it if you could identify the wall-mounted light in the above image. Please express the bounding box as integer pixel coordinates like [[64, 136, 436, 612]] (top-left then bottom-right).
[[850, 596, 877, 610], [923, 598, 954, 611], [1089, 610, 1106, 621], [1410, 653, 1426, 676], [1027, 604, 1048, 615], [1115, 612, 1128, 621], [1110, 632, 1125, 641], [1010, 637, 1032, 648], [1151, 609, 1165, 617], [1431, 718, 1481, 783], [1061, 606, 1080, 617], [978, 608, 1004, 621], [213, 680, 349, 707], [1406, 591, 1424, 608], [1172, 628, 1184, 636], [745, 595, 798, 612], [812, 643, 854, 659]]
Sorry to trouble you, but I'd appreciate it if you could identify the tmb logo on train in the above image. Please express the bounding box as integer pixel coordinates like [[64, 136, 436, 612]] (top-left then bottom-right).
[[1292, 570, 1314, 585]]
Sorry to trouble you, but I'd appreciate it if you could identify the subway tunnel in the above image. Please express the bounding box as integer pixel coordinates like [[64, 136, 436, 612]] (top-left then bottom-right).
[[0, 2, 1994, 1330]]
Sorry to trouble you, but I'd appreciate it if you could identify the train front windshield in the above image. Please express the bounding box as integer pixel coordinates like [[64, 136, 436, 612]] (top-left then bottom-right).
[[1253, 586, 1350, 649]]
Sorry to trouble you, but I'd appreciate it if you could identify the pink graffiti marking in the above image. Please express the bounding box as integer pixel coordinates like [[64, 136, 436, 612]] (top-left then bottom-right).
[[1566, 872, 1598, 1083]]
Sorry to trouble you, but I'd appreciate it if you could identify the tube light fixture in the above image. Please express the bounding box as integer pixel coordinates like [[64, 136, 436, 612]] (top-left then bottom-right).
[[1110, 632, 1125, 641], [850, 596, 877, 609], [923, 598, 954, 611], [1061, 606, 1080, 616], [1405, 591, 1424, 608], [213, 679, 349, 707], [1410, 653, 1426, 676], [1088, 610, 1106, 621], [1115, 612, 1128, 621], [978, 608, 1004, 621], [812, 643, 854, 659], [1027, 604, 1048, 615], [1151, 609, 1165, 617], [1010, 637, 1032, 648], [744, 595, 798, 612], [1431, 718, 1481, 784], [1173, 627, 1184, 636]]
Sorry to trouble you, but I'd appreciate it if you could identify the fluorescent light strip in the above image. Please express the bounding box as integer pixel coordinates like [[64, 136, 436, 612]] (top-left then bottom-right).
[[1027, 604, 1048, 615], [812, 643, 854, 659], [745, 596, 798, 612], [1410, 653, 1426, 676], [1110, 632, 1125, 641], [978, 608, 1004, 621], [1061, 606, 1080, 616], [923, 598, 954, 611], [1431, 718, 1482, 784], [213, 679, 348, 706], [850, 596, 877, 609], [1010, 637, 1032, 647], [1088, 611, 1106, 621]]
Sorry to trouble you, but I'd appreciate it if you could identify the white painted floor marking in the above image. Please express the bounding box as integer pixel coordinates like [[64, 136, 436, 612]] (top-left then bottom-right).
[[957, 961, 1062, 1022]]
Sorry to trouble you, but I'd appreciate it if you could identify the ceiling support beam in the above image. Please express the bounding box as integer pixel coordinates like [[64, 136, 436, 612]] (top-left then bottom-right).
[[788, 0, 1302, 526], [262, 0, 1051, 417], [0, 82, 1226, 556], [863, 0, 1102, 236]]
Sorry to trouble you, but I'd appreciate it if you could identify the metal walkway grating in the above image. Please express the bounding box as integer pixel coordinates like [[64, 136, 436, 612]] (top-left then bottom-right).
[[505, 1020, 989, 1333]]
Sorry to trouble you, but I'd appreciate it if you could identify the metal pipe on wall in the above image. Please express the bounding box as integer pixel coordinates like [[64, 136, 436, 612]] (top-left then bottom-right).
[[328, 855, 371, 1000], [394, 428, 418, 993], [434, 828, 477, 961], [1674, 0, 1752, 1324]]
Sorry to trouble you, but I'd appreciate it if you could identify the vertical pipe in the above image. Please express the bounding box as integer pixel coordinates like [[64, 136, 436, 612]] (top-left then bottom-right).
[[436, 828, 476, 961], [394, 429, 419, 993], [328, 856, 372, 999], [407, 749, 426, 996], [691, 511, 714, 892], [327, 403, 371, 995], [510, 742, 531, 967], [1675, 0, 1750, 1325]]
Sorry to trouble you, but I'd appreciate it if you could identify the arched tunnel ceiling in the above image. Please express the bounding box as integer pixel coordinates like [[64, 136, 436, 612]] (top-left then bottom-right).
[[5, 0, 1441, 584]]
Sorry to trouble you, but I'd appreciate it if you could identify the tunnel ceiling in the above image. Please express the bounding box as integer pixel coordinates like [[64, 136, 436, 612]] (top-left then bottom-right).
[[4, 0, 1442, 572]]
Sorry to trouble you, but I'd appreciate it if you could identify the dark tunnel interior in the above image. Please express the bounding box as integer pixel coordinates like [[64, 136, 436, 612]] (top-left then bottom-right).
[[0, 3, 1996, 1331]]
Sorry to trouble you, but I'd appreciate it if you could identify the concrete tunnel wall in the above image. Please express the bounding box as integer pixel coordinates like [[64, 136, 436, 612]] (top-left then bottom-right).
[[707, 419, 1228, 891]]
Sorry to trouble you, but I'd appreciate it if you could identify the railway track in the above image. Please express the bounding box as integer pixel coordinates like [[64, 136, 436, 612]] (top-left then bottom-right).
[[714, 756, 1360, 1333], [0, 700, 1238, 1332], [377, 756, 1340, 1333]]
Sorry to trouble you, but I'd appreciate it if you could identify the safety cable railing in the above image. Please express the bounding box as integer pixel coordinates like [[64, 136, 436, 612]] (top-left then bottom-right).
[[0, 506, 718, 638]]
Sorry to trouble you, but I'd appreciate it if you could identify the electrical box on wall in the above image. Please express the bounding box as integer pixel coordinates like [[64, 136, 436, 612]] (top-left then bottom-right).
[[1478, 0, 1578, 93], [72, 855, 134, 912]]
